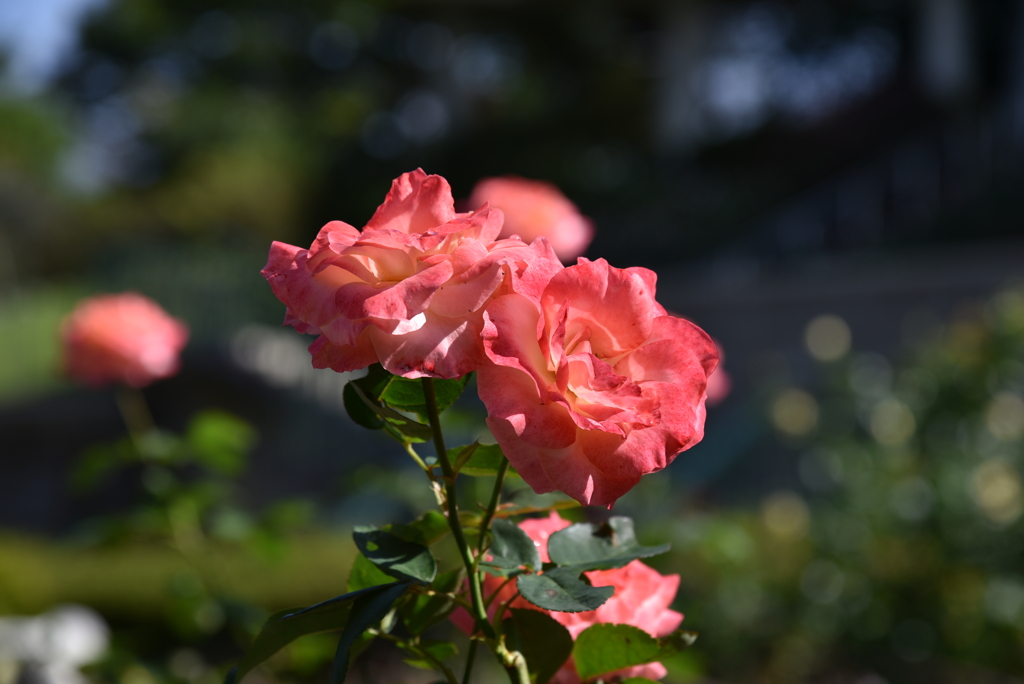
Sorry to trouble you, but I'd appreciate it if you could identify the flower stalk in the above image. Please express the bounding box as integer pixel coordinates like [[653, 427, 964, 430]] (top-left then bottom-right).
[[422, 378, 495, 641]]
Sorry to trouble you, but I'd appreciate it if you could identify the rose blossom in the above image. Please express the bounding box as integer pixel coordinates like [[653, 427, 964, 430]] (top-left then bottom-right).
[[477, 258, 718, 506], [469, 176, 594, 262], [61, 293, 189, 388], [705, 341, 731, 406], [262, 169, 562, 379], [452, 513, 683, 683]]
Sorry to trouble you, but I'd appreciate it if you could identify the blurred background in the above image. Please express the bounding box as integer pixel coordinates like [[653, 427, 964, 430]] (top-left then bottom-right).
[[2, 0, 1024, 682]]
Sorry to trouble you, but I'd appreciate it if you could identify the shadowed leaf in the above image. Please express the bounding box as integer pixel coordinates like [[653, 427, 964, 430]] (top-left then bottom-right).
[[353, 527, 437, 583], [517, 567, 614, 613]]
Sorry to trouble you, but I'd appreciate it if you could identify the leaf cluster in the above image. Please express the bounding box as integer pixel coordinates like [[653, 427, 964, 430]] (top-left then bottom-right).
[[343, 364, 469, 444]]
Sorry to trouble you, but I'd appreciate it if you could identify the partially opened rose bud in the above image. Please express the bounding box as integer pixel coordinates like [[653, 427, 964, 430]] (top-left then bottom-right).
[[470, 176, 594, 262], [61, 293, 189, 388]]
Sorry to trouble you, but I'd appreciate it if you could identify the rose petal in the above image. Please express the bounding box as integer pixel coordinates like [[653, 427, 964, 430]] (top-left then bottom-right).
[[309, 332, 378, 373], [368, 310, 483, 378], [364, 168, 456, 234], [541, 258, 658, 360]]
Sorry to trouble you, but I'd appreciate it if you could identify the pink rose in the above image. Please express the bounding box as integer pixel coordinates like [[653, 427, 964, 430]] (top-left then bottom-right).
[[549, 559, 683, 683], [469, 176, 594, 262], [477, 258, 718, 506], [61, 293, 189, 388], [453, 513, 683, 683], [705, 344, 731, 406], [262, 169, 562, 379]]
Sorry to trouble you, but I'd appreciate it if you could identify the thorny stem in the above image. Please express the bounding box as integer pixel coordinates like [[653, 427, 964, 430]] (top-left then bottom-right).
[[477, 458, 511, 556], [461, 639, 478, 684], [422, 378, 528, 684], [422, 379, 495, 641]]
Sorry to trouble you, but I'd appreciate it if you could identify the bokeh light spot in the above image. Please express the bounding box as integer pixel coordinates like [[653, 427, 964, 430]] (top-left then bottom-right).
[[970, 460, 1023, 525], [869, 398, 916, 446], [772, 388, 819, 437], [761, 490, 810, 540], [805, 314, 851, 362], [800, 559, 846, 604], [889, 476, 934, 522], [985, 391, 1024, 442]]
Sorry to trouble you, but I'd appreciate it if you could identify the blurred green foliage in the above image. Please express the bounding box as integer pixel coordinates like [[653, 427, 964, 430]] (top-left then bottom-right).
[[0, 285, 86, 402], [639, 287, 1024, 683]]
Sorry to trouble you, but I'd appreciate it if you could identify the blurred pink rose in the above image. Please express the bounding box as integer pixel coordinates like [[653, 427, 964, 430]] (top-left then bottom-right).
[[549, 558, 683, 683], [61, 293, 189, 388], [705, 341, 731, 406], [262, 169, 562, 379], [470, 176, 593, 262], [453, 512, 682, 683], [477, 258, 718, 506]]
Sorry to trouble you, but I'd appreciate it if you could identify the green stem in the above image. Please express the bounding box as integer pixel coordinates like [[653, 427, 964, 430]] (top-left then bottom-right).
[[367, 632, 459, 684], [422, 378, 495, 641], [404, 442, 435, 480], [461, 639, 478, 684], [491, 591, 520, 628], [496, 644, 531, 684], [477, 458, 511, 555], [419, 644, 459, 684], [114, 386, 156, 449]]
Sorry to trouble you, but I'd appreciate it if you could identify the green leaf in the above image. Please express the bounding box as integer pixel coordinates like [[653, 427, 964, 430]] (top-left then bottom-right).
[[332, 582, 411, 684], [572, 625, 696, 682], [621, 679, 660, 683], [382, 374, 471, 420], [353, 527, 437, 583], [547, 517, 669, 572], [449, 442, 480, 474], [343, 381, 385, 430], [483, 518, 541, 574], [185, 410, 255, 475], [401, 639, 459, 670], [347, 553, 394, 592], [347, 383, 433, 442], [453, 443, 518, 477], [401, 569, 463, 635], [516, 567, 614, 613], [407, 510, 450, 546], [225, 583, 408, 684], [345, 365, 469, 429], [342, 364, 392, 430], [507, 609, 573, 684]]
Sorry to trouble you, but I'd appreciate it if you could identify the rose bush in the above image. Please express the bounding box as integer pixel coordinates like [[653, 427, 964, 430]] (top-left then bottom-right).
[[262, 169, 562, 379], [61, 293, 189, 388], [470, 176, 593, 262], [242, 170, 711, 684], [478, 257, 718, 506], [453, 512, 683, 683]]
